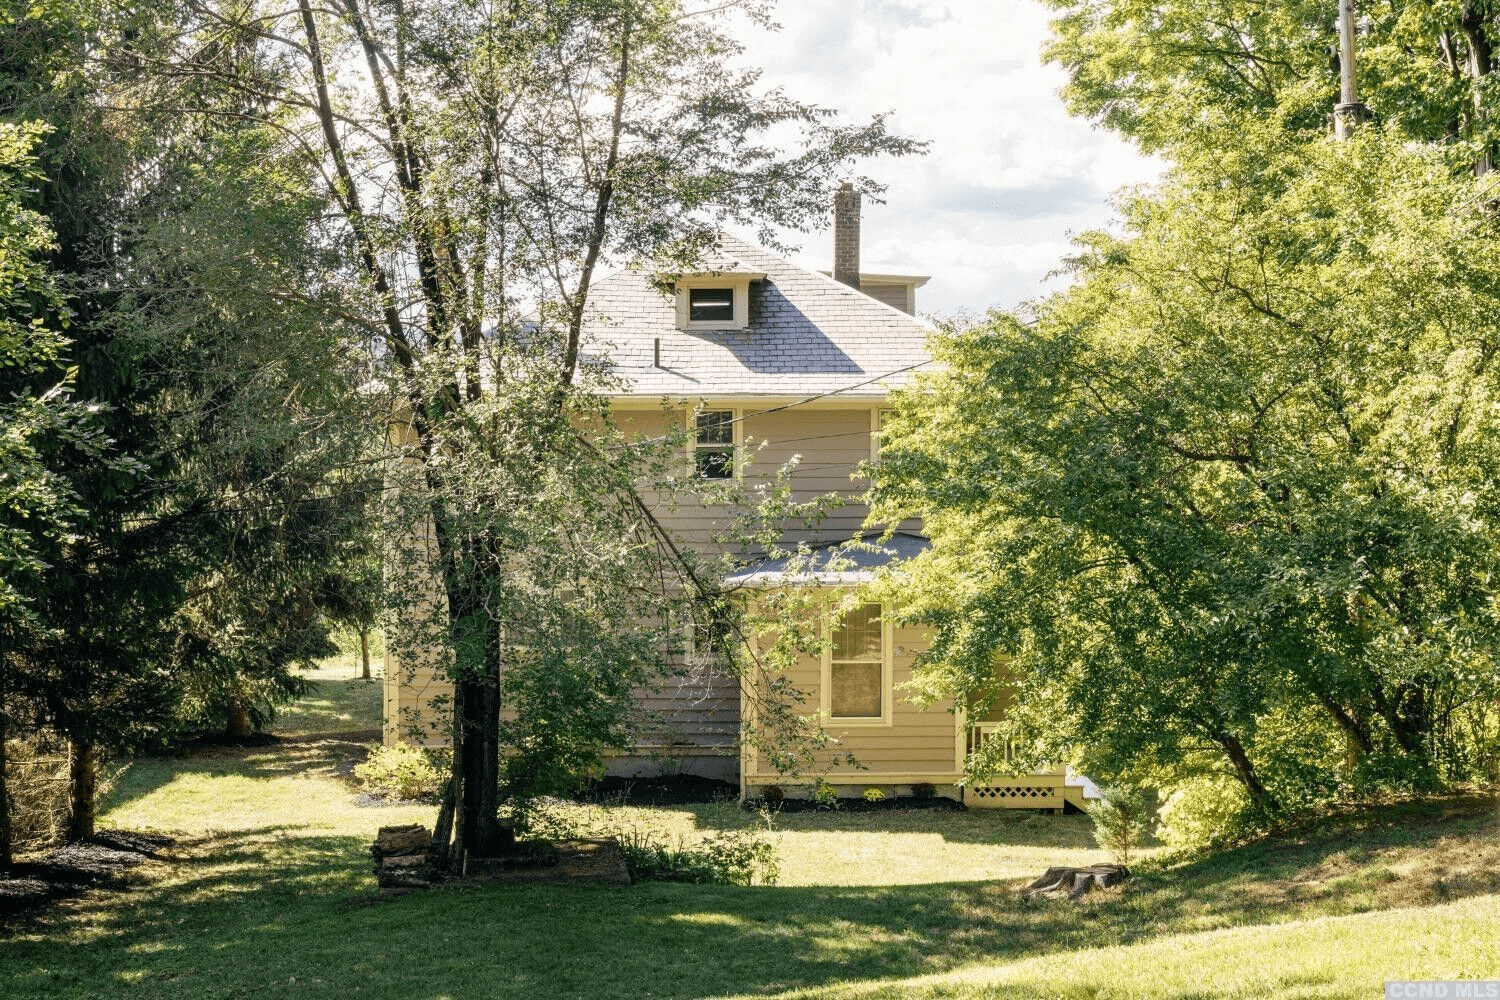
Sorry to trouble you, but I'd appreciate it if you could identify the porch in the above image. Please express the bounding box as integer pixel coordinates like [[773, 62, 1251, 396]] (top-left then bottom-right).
[[961, 723, 1101, 811]]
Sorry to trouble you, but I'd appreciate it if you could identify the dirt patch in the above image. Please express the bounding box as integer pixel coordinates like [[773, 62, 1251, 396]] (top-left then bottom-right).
[[0, 829, 176, 919], [373, 839, 631, 896], [460, 839, 631, 888]]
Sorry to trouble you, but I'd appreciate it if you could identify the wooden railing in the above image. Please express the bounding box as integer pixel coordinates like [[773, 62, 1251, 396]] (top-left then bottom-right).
[[966, 722, 1014, 761], [966, 724, 1065, 776]]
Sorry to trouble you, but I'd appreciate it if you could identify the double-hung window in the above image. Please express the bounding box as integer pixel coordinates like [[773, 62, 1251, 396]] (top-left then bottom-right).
[[694, 410, 736, 479], [827, 602, 888, 723]]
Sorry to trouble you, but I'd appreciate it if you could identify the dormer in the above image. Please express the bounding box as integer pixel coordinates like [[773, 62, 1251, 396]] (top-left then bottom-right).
[[818, 271, 931, 315], [673, 272, 765, 331]]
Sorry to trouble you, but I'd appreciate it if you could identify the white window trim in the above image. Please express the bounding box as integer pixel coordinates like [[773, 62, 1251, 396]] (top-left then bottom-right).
[[688, 406, 740, 481], [820, 601, 894, 727], [870, 406, 895, 463], [673, 273, 763, 331]]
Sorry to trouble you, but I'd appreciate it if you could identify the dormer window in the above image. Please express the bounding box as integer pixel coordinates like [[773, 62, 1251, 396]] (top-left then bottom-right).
[[689, 288, 734, 322], [673, 272, 764, 331]]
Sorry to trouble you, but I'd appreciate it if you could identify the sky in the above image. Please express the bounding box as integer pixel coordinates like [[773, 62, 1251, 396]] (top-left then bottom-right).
[[732, 1, 1162, 317]]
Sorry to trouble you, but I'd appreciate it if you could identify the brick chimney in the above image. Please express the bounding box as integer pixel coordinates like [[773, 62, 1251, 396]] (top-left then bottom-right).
[[832, 182, 861, 291]]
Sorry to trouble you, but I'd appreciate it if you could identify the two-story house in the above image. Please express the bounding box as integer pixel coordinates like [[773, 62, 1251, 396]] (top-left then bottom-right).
[[383, 187, 1097, 810]]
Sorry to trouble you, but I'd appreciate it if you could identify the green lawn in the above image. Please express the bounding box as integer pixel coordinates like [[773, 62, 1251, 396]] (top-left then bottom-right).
[[2, 728, 1497, 1000], [268, 657, 385, 737]]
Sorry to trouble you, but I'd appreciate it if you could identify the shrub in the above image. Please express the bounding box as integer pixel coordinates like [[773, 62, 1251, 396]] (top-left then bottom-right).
[[1155, 776, 1258, 850], [617, 826, 779, 886], [910, 781, 936, 800], [1086, 784, 1153, 863], [810, 777, 839, 810], [760, 783, 784, 805], [862, 787, 886, 803], [353, 743, 442, 802]]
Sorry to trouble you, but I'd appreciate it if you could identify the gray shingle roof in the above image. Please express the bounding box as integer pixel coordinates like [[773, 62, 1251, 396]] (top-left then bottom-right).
[[581, 234, 934, 398]]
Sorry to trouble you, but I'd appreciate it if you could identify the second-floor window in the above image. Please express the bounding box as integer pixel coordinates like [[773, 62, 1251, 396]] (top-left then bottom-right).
[[694, 410, 735, 479]]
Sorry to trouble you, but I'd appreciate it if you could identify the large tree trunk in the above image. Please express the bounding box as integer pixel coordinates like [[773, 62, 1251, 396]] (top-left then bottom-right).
[[359, 629, 372, 679], [432, 551, 508, 869], [68, 737, 96, 842], [1461, 1, 1496, 172]]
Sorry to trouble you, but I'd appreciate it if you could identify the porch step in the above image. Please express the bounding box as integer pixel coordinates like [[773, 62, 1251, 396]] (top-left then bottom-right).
[[1064, 767, 1103, 800]]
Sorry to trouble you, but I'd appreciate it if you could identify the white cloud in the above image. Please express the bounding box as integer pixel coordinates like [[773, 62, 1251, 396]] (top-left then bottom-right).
[[733, 0, 1161, 315]]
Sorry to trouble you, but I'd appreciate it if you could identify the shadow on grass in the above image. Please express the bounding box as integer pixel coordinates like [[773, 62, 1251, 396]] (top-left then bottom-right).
[[2, 795, 1497, 1000]]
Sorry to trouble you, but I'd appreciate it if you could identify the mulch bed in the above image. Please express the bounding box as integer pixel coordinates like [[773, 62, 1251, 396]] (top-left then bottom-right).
[[579, 774, 739, 806], [0, 830, 176, 919], [577, 774, 969, 812], [755, 795, 966, 813], [456, 839, 631, 888]]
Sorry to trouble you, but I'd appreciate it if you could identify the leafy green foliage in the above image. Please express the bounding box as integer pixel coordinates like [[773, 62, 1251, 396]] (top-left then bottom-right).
[[871, 124, 1500, 816], [1041, 0, 1500, 155], [353, 744, 444, 803], [1155, 775, 1257, 852], [616, 824, 780, 886]]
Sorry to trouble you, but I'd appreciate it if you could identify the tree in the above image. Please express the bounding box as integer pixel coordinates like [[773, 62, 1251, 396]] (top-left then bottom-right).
[[1, 0, 377, 839], [0, 120, 87, 870], [1041, 0, 1500, 157], [870, 123, 1500, 817], [134, 0, 921, 861]]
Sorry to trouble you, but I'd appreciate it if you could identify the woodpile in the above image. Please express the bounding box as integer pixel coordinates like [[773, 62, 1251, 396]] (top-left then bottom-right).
[[371, 825, 442, 890], [1025, 863, 1130, 900]]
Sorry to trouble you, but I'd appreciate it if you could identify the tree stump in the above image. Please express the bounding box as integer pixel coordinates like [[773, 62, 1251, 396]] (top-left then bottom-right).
[[1025, 864, 1130, 900]]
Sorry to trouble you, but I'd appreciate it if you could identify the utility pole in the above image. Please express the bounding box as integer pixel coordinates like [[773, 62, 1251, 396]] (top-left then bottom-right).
[[1334, 0, 1369, 138]]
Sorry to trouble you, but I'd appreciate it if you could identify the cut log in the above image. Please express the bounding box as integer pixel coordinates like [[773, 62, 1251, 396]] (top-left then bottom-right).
[[377, 855, 444, 889], [1024, 863, 1129, 899], [374, 825, 431, 857]]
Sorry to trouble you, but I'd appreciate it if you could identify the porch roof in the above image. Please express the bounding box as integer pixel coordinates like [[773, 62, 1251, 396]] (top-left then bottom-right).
[[723, 532, 929, 587]]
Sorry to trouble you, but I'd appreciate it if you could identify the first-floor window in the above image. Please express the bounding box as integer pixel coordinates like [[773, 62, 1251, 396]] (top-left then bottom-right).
[[689, 597, 733, 661], [694, 409, 735, 479], [830, 602, 883, 719]]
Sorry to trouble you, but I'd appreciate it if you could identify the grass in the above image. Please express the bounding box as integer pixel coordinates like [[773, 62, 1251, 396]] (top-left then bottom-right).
[[268, 657, 384, 737], [2, 714, 1497, 999]]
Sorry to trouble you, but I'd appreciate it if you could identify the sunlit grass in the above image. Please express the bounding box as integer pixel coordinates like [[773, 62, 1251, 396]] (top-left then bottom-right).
[[270, 656, 385, 737], [762, 893, 1500, 999]]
